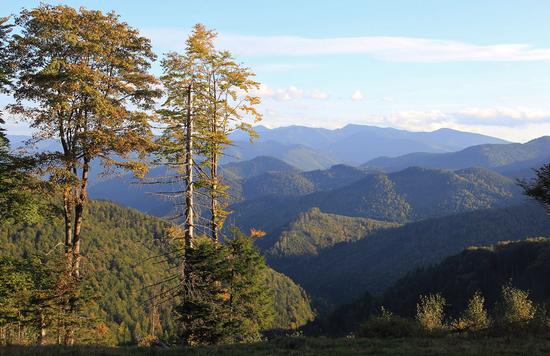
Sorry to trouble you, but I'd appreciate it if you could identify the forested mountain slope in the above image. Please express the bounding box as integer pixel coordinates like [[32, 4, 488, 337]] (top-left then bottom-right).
[[265, 208, 399, 256], [241, 164, 369, 201], [88, 156, 299, 217], [0, 200, 314, 343], [383, 237, 550, 318], [365, 136, 550, 174], [89, 158, 373, 217], [223, 140, 339, 171], [270, 202, 550, 308], [222, 156, 299, 180], [231, 167, 523, 236], [310, 237, 550, 337]]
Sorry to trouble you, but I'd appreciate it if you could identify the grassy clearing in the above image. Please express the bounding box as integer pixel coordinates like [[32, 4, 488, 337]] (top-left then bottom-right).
[[2, 336, 550, 356]]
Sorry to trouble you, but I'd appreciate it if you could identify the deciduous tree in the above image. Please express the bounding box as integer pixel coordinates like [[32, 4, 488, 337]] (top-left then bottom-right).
[[9, 5, 160, 344]]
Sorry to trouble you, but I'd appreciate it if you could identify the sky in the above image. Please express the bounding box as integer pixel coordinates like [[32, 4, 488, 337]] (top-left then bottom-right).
[[2, 1, 550, 142]]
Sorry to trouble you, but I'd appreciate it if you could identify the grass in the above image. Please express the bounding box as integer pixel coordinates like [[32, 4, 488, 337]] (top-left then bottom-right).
[[2, 336, 550, 356]]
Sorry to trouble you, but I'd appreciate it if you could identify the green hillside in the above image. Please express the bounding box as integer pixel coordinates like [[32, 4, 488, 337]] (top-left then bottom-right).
[[271, 202, 550, 308], [383, 237, 550, 318], [267, 208, 398, 257], [315, 238, 550, 337], [267, 269, 315, 330], [231, 167, 522, 237], [241, 164, 368, 201], [0, 200, 314, 343], [221, 156, 299, 180], [224, 141, 339, 171]]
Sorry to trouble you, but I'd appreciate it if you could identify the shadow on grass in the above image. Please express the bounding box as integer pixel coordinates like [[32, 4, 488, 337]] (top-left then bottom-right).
[[2, 336, 550, 356]]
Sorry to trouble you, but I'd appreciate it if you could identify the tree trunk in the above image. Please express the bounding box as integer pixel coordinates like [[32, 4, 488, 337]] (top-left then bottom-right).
[[210, 77, 219, 243], [182, 83, 194, 291], [62, 184, 74, 274], [73, 157, 90, 279], [184, 84, 194, 249], [64, 328, 74, 346], [210, 150, 218, 243], [39, 312, 47, 345]]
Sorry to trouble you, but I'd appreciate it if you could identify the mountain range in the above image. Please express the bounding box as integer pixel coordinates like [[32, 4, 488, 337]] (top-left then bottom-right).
[[6, 126, 550, 319], [227, 125, 509, 169], [231, 166, 524, 238], [365, 136, 550, 176]]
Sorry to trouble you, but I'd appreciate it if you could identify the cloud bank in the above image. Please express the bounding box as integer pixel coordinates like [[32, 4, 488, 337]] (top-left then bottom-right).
[[144, 28, 550, 62], [260, 106, 550, 143]]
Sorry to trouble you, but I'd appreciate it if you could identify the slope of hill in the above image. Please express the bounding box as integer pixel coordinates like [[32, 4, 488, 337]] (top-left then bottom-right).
[[267, 269, 315, 329], [0, 200, 315, 343], [231, 167, 523, 237], [221, 156, 299, 180], [365, 136, 550, 174], [228, 125, 509, 165], [271, 202, 550, 308], [383, 237, 550, 318], [224, 140, 339, 171], [267, 208, 399, 257], [241, 164, 369, 201], [89, 158, 373, 216], [310, 237, 550, 336]]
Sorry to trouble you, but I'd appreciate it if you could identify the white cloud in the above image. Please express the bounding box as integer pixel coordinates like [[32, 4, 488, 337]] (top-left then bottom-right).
[[258, 106, 550, 143], [455, 107, 550, 121], [143, 28, 550, 62], [351, 90, 364, 101], [310, 89, 329, 100], [252, 85, 328, 101]]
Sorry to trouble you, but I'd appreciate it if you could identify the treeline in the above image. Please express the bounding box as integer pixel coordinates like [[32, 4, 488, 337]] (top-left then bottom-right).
[[0, 4, 278, 347]]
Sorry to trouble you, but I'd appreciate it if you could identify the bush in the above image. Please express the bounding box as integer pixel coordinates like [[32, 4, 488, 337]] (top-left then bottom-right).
[[497, 284, 536, 326], [357, 307, 418, 338], [452, 292, 490, 332], [416, 294, 446, 332]]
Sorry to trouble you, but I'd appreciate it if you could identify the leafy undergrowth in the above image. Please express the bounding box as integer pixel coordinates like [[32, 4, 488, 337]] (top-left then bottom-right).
[[3, 336, 550, 356]]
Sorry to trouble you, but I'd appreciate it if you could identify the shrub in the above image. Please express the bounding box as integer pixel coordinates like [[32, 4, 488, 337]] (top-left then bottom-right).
[[416, 294, 446, 332], [357, 307, 418, 338], [497, 284, 535, 326], [452, 292, 490, 332]]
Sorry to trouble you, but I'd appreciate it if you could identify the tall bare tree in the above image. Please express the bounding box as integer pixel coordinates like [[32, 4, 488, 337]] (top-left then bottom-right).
[[157, 25, 215, 285]]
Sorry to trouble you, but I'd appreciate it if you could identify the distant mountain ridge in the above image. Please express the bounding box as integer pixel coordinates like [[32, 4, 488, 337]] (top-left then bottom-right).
[[7, 125, 511, 171], [227, 124, 509, 169], [365, 136, 550, 174]]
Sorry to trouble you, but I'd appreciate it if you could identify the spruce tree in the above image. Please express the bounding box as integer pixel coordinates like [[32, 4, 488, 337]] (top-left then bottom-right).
[[176, 230, 273, 345]]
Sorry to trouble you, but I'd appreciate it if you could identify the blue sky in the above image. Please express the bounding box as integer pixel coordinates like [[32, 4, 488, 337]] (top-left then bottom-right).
[[2, 1, 550, 142]]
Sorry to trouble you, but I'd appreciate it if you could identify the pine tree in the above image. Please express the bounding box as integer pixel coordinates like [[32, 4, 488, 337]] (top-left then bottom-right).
[[176, 230, 273, 346], [224, 229, 274, 342], [157, 24, 215, 287]]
